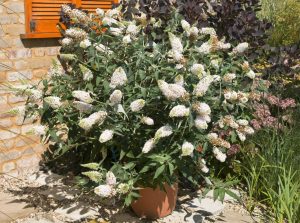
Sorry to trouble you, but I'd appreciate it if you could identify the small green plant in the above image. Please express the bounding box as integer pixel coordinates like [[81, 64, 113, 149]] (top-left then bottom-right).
[[260, 0, 300, 46], [239, 111, 300, 222]]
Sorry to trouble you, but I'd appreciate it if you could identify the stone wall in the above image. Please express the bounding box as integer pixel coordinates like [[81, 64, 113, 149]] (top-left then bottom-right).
[[0, 0, 60, 176]]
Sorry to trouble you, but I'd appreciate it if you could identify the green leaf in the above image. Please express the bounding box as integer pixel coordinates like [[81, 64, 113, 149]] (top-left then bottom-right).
[[154, 165, 165, 179], [140, 165, 150, 174], [125, 195, 132, 206], [168, 163, 174, 176], [119, 149, 126, 161], [225, 189, 241, 202], [123, 162, 136, 170], [219, 189, 225, 203], [96, 76, 101, 86], [213, 188, 220, 201]]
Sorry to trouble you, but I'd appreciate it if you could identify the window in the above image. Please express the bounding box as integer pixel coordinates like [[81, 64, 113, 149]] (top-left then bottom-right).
[[21, 0, 118, 39]]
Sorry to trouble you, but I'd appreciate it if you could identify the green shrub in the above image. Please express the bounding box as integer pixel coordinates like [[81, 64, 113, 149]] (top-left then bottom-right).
[[6, 4, 269, 204], [260, 0, 300, 46]]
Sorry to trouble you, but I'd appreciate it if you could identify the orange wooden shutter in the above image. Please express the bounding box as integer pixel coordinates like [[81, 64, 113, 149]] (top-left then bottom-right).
[[22, 0, 118, 39]]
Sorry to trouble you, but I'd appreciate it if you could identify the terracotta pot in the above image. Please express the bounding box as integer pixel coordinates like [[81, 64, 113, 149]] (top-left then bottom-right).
[[131, 183, 178, 219]]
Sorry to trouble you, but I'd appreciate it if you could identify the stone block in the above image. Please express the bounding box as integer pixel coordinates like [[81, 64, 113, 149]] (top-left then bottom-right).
[[0, 118, 13, 128], [0, 51, 8, 59], [0, 5, 5, 14], [14, 60, 28, 70], [16, 154, 40, 169], [32, 144, 45, 153], [0, 72, 6, 82], [0, 139, 15, 150], [21, 124, 35, 135], [182, 197, 225, 216], [16, 115, 37, 125], [33, 68, 47, 78], [0, 150, 22, 163], [46, 47, 60, 56], [0, 15, 19, 25], [0, 104, 15, 118], [0, 37, 12, 48], [12, 37, 25, 48], [15, 137, 38, 148], [0, 95, 7, 105], [33, 48, 45, 57], [0, 128, 20, 140], [0, 61, 13, 71], [8, 95, 27, 104], [29, 58, 52, 69], [8, 49, 32, 59], [7, 70, 32, 82], [4, 1, 24, 13], [2, 162, 15, 173], [2, 24, 25, 35]]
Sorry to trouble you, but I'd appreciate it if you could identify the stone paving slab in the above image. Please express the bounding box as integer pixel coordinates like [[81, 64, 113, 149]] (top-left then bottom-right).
[[0, 192, 37, 223]]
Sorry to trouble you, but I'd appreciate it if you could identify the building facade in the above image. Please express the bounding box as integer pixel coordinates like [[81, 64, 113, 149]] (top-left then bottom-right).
[[0, 0, 60, 176]]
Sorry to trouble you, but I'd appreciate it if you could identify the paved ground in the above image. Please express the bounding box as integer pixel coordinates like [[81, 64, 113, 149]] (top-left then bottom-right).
[[0, 171, 259, 223], [0, 192, 37, 223]]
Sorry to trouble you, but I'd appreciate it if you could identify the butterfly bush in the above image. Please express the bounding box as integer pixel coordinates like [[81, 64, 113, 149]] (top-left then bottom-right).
[[8, 5, 276, 203]]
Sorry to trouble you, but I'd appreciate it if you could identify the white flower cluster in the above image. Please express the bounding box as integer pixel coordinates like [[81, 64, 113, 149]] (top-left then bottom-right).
[[79, 64, 93, 81], [26, 125, 48, 136], [109, 27, 124, 36], [142, 138, 155, 153], [62, 4, 91, 25], [207, 133, 231, 149], [142, 125, 173, 153], [109, 90, 123, 105], [48, 61, 65, 77], [199, 159, 209, 173], [224, 90, 249, 104], [181, 20, 199, 37], [158, 80, 188, 101], [141, 117, 154, 125], [200, 27, 216, 36], [130, 99, 145, 112], [65, 27, 88, 41], [169, 105, 190, 117], [218, 115, 239, 129], [110, 67, 127, 88], [213, 147, 227, 162], [72, 90, 93, 104], [181, 142, 194, 156], [99, 130, 114, 143], [174, 75, 184, 86], [193, 102, 211, 130], [191, 64, 206, 78], [44, 96, 62, 109], [94, 43, 113, 54], [193, 75, 214, 97], [233, 42, 249, 54], [168, 33, 184, 63], [223, 73, 236, 83], [196, 35, 231, 54], [246, 69, 256, 79], [79, 39, 91, 49], [79, 111, 107, 131], [61, 37, 73, 47]]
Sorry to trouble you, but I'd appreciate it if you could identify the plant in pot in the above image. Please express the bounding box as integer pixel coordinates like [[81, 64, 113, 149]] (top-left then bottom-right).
[[7, 4, 266, 220]]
